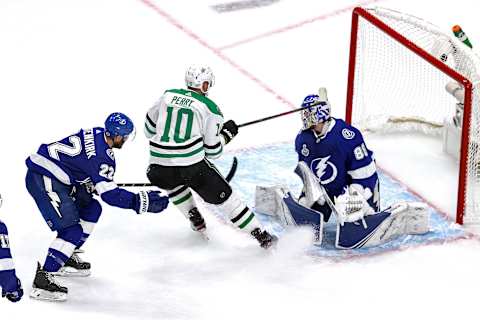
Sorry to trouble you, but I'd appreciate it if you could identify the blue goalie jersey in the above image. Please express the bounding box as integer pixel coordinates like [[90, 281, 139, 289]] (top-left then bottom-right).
[[26, 128, 135, 209], [295, 118, 380, 211]]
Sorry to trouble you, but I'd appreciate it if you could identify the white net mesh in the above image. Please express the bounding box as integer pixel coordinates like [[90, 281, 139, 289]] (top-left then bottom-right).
[[350, 7, 480, 224]]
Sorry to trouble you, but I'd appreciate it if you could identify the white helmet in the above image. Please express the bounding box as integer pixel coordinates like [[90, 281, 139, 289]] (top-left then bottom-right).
[[185, 65, 215, 94]]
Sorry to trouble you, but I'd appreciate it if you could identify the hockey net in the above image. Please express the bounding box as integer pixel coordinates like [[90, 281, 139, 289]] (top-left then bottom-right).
[[346, 7, 480, 225]]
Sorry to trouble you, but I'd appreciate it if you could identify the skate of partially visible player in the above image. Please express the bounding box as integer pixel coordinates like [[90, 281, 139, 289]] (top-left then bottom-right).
[[255, 89, 429, 248], [25, 113, 169, 302], [144, 65, 276, 249], [0, 194, 24, 303]]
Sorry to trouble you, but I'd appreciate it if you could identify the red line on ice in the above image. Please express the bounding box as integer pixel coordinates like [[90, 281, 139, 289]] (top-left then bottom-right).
[[138, 0, 295, 110], [137, 0, 480, 254], [218, 0, 384, 51]]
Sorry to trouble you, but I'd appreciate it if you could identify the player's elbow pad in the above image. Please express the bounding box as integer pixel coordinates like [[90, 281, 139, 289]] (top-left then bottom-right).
[[100, 188, 136, 210]]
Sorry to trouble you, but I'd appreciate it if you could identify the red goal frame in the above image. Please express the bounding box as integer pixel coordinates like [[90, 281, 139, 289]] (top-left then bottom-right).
[[345, 7, 473, 224]]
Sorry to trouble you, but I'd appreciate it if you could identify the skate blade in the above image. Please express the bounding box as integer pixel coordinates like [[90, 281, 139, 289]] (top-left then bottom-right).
[[193, 229, 209, 241], [198, 230, 210, 241], [30, 288, 67, 302], [54, 266, 91, 277]]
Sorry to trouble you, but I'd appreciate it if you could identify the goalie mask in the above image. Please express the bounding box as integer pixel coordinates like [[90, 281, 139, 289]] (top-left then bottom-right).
[[185, 65, 215, 94], [300, 94, 331, 130]]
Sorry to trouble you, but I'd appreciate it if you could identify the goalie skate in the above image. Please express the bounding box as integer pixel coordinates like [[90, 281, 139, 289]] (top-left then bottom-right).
[[30, 263, 68, 302], [54, 252, 91, 277]]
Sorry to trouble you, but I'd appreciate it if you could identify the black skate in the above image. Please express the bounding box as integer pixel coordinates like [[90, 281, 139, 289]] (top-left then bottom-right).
[[251, 228, 277, 249], [30, 262, 68, 302], [188, 208, 206, 232], [55, 252, 91, 277], [188, 208, 209, 240]]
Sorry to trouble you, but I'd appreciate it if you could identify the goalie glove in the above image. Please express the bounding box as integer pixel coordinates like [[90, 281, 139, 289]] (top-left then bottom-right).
[[334, 186, 374, 226], [220, 120, 238, 145]]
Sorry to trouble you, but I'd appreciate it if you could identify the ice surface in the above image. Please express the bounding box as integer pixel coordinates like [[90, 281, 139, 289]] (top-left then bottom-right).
[[1, 0, 480, 319]]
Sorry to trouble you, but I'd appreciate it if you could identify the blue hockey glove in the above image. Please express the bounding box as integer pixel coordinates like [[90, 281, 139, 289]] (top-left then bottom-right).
[[134, 191, 169, 214], [220, 120, 238, 145], [2, 277, 23, 303]]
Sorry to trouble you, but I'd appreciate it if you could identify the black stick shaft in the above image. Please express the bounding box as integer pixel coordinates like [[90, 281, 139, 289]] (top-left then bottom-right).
[[238, 106, 307, 128]]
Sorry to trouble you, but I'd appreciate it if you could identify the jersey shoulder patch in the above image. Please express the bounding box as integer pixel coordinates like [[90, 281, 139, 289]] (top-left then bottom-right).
[[341, 128, 356, 140], [106, 149, 115, 161], [300, 144, 310, 157]]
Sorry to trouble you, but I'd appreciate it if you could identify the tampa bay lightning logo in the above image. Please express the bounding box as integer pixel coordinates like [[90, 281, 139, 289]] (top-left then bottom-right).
[[342, 128, 355, 140], [311, 156, 338, 184]]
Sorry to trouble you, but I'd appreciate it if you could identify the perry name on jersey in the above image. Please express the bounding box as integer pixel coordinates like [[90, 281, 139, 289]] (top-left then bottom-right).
[[295, 118, 379, 210], [145, 89, 225, 166], [26, 128, 120, 200]]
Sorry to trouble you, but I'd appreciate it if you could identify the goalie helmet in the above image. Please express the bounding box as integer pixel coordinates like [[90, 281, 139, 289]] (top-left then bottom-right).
[[185, 65, 215, 94], [300, 94, 331, 130], [104, 112, 135, 141]]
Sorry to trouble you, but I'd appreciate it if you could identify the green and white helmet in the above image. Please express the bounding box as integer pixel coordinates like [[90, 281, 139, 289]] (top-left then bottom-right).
[[185, 65, 215, 94]]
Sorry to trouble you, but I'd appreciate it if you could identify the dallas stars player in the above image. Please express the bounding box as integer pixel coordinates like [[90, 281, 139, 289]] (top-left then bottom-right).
[[144, 65, 276, 248]]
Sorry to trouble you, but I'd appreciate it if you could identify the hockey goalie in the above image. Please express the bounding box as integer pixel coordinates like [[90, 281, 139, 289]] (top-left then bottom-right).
[[255, 89, 430, 249]]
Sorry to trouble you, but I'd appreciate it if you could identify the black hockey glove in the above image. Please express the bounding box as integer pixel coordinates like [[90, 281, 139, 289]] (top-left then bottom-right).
[[220, 120, 239, 145], [134, 191, 169, 214]]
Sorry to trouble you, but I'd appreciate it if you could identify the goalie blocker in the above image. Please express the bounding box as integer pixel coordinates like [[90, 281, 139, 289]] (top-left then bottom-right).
[[254, 163, 429, 249]]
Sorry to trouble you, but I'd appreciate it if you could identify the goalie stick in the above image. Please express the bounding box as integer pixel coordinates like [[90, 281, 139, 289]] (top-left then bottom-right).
[[117, 156, 238, 187]]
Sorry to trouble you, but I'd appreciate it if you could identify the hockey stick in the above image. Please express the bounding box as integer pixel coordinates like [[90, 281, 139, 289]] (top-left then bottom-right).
[[117, 156, 238, 187], [237, 88, 328, 128], [237, 106, 308, 128]]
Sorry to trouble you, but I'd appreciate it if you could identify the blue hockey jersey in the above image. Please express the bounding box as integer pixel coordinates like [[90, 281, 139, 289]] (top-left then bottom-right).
[[295, 118, 380, 211], [26, 128, 136, 209], [0, 220, 16, 290]]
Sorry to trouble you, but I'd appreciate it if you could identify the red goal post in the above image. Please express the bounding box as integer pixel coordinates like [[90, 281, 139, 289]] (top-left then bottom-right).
[[345, 7, 480, 225]]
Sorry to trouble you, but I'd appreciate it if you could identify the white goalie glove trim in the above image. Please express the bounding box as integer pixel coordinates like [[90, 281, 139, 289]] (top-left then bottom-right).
[[334, 185, 374, 226]]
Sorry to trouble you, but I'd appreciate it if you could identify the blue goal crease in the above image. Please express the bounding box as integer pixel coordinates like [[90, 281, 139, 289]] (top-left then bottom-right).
[[212, 142, 467, 258]]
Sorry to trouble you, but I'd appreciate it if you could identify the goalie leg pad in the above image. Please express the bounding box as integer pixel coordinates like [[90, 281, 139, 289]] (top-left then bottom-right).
[[255, 185, 324, 226], [336, 210, 392, 249], [389, 202, 430, 235], [336, 202, 429, 249], [255, 185, 324, 245]]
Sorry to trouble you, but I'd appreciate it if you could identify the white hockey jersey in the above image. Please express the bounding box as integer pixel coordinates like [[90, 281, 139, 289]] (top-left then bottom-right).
[[144, 88, 224, 166]]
